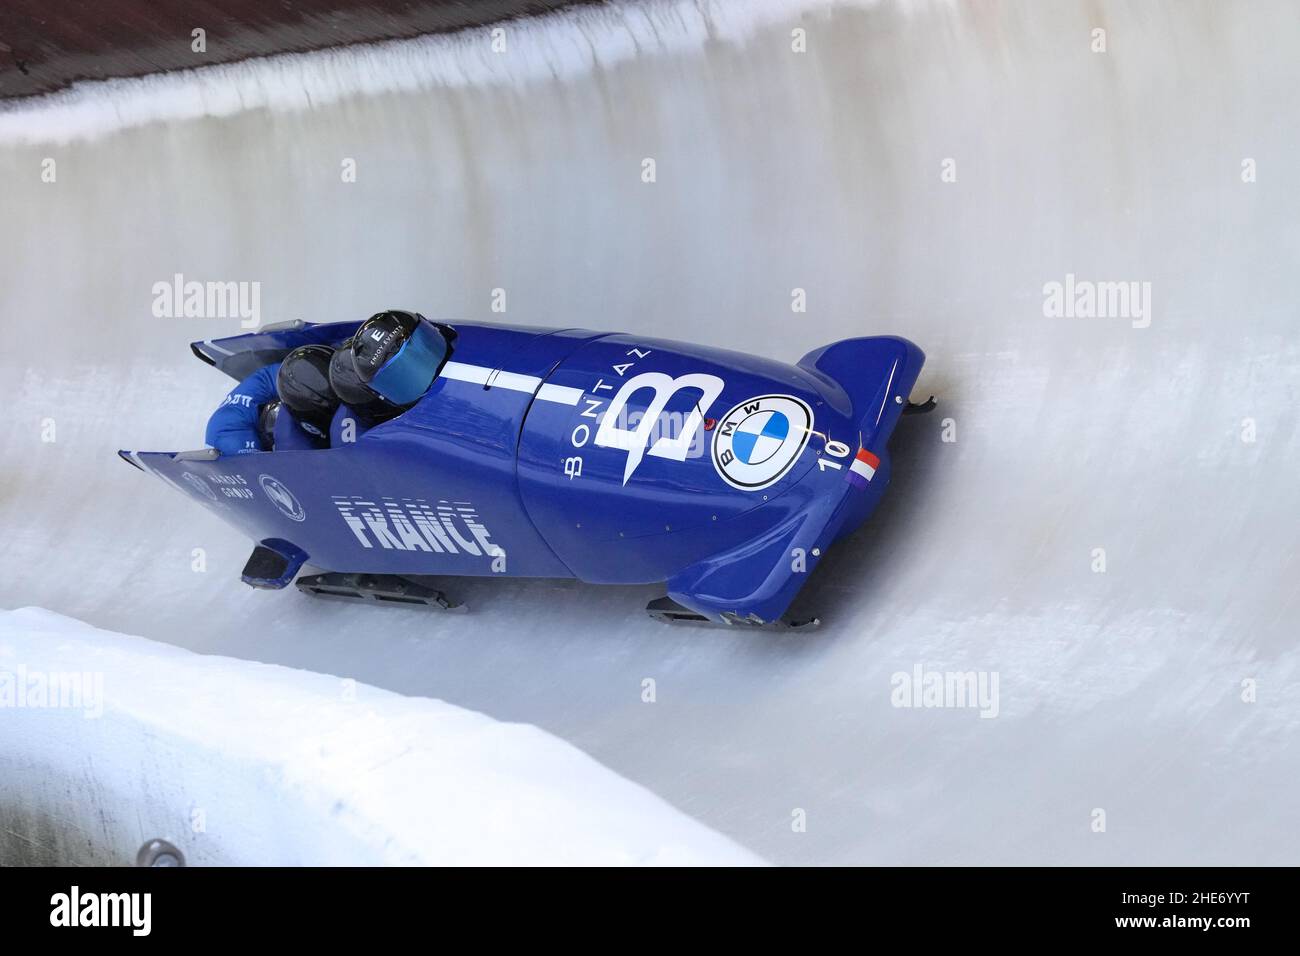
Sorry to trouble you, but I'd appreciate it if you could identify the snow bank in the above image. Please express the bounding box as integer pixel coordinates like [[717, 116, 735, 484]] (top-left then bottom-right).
[[0, 607, 761, 865], [0, 0, 902, 146]]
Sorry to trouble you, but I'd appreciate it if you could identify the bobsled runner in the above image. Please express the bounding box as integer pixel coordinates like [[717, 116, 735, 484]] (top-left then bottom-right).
[[121, 317, 929, 627]]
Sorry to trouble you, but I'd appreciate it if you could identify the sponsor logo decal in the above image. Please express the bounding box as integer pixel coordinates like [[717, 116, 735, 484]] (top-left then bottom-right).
[[712, 394, 813, 491], [181, 471, 218, 502], [208, 473, 253, 499], [333, 497, 502, 559], [559, 345, 725, 485], [215, 391, 256, 410], [595, 371, 725, 484], [258, 474, 306, 521]]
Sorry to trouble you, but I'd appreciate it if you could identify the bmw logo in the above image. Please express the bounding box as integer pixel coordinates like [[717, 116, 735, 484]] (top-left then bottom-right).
[[258, 474, 306, 522], [711, 394, 813, 491]]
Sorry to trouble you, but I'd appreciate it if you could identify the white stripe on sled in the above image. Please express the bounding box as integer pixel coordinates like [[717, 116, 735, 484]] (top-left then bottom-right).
[[875, 358, 899, 427], [203, 339, 235, 357], [442, 361, 523, 388], [442, 361, 582, 406], [536, 383, 583, 406]]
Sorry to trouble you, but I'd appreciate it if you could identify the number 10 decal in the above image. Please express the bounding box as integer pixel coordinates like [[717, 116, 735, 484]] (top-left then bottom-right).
[[816, 439, 851, 471]]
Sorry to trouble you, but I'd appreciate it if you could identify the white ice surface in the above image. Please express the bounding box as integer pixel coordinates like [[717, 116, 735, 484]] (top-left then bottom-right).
[[0, 607, 762, 865], [0, 0, 1298, 864]]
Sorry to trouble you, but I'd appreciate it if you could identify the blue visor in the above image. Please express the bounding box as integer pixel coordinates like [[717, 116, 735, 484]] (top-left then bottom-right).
[[369, 320, 448, 405]]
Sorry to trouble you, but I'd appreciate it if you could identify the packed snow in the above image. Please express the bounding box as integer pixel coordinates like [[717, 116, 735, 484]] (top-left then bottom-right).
[[0, 608, 763, 865]]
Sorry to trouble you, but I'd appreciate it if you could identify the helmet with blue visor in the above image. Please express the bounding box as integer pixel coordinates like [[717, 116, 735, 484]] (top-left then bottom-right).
[[349, 310, 450, 408]]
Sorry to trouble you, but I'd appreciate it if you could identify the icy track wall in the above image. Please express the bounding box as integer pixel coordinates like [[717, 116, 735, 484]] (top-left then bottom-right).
[[0, 609, 761, 865], [1, 0, 1298, 865]]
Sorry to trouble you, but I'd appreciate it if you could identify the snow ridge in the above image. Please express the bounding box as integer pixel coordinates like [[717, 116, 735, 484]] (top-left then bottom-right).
[[0, 0, 899, 146]]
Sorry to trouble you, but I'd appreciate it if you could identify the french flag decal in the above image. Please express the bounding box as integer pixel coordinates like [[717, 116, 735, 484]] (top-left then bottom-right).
[[846, 448, 880, 490]]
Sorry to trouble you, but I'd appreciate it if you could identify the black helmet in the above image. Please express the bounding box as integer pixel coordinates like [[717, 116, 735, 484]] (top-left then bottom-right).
[[352, 310, 448, 407], [277, 344, 339, 437], [256, 399, 282, 449], [329, 338, 399, 422]]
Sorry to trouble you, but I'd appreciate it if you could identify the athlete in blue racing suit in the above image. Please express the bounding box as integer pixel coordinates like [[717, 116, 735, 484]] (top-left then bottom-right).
[[202, 320, 437, 456], [204, 363, 281, 455]]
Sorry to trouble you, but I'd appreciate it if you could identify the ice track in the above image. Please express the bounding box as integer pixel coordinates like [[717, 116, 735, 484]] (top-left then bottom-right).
[[1, 0, 1298, 864]]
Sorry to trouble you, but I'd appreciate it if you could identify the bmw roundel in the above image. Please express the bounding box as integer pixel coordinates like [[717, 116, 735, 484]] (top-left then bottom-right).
[[711, 394, 813, 491]]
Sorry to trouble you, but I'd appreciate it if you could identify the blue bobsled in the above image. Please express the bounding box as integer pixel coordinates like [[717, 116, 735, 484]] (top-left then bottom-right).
[[121, 318, 927, 626]]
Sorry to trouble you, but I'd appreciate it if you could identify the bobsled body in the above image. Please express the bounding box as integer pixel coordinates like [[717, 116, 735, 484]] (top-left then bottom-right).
[[123, 319, 925, 625]]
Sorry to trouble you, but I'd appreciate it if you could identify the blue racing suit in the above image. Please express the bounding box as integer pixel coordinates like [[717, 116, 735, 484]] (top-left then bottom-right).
[[204, 363, 281, 455]]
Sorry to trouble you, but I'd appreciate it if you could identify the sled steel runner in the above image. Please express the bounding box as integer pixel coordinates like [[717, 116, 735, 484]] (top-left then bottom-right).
[[237, 542, 463, 609], [295, 573, 465, 611], [645, 597, 819, 630]]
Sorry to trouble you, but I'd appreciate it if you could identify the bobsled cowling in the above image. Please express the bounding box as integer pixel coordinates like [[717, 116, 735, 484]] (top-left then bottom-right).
[[515, 332, 923, 622], [125, 320, 924, 625]]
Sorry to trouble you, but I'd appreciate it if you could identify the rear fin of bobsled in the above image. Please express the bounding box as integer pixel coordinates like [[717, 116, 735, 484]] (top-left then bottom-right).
[[117, 450, 145, 471], [119, 448, 218, 470], [797, 335, 926, 447]]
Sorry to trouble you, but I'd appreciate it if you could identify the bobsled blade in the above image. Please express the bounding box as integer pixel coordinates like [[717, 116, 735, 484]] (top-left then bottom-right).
[[903, 395, 937, 414], [646, 597, 819, 630], [295, 573, 465, 611]]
